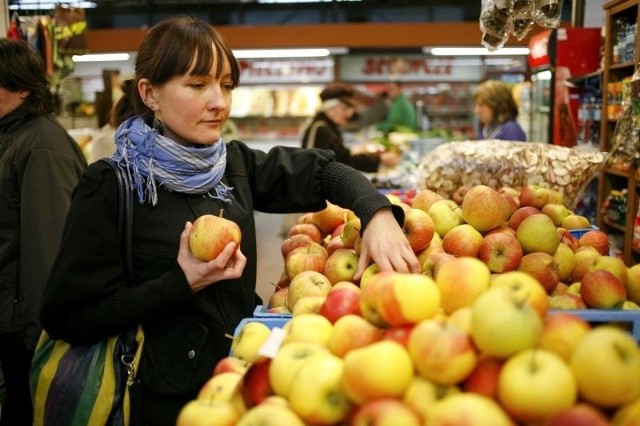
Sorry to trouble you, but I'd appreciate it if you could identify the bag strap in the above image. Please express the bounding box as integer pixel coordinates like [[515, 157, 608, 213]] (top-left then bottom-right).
[[306, 119, 327, 149], [100, 158, 135, 287]]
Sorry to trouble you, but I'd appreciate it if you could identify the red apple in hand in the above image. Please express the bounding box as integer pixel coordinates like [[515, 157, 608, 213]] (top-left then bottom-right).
[[189, 213, 241, 261]]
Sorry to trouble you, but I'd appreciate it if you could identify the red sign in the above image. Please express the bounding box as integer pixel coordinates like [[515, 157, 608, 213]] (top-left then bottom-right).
[[528, 29, 552, 69]]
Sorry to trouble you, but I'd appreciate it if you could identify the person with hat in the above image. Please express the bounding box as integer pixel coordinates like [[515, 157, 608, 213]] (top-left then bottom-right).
[[302, 82, 400, 173]]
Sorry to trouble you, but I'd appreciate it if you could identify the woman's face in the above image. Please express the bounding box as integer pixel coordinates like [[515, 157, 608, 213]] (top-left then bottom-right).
[[141, 53, 234, 146], [474, 99, 493, 125], [326, 101, 355, 127]]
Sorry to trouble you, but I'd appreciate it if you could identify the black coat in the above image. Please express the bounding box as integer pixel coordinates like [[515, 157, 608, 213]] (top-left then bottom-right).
[[0, 109, 86, 349], [301, 112, 380, 173], [41, 140, 402, 425]]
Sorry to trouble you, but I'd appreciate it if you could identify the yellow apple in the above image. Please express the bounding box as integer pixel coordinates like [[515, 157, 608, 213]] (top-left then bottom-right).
[[553, 242, 577, 283], [291, 295, 326, 315], [561, 213, 591, 230], [446, 306, 472, 334], [282, 313, 333, 346], [435, 256, 491, 314], [570, 326, 640, 408], [538, 312, 591, 362], [268, 341, 329, 398], [286, 270, 332, 311], [489, 271, 550, 319], [470, 286, 543, 359], [359, 262, 380, 290], [428, 199, 465, 237], [236, 403, 305, 426], [327, 314, 384, 358], [197, 372, 245, 412], [626, 263, 640, 305], [612, 397, 640, 426], [408, 318, 477, 386], [519, 184, 549, 209], [516, 213, 560, 255], [311, 201, 347, 236], [287, 352, 352, 425], [412, 188, 444, 213], [373, 271, 441, 326], [177, 400, 240, 426], [403, 376, 460, 423], [425, 393, 514, 426], [230, 321, 272, 363], [498, 349, 577, 423], [343, 340, 414, 405]]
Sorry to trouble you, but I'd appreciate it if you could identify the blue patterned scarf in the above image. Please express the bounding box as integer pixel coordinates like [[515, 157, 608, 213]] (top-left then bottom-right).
[[111, 115, 233, 205]]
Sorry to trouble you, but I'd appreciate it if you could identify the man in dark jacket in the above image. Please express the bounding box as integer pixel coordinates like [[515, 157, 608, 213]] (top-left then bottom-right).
[[0, 39, 87, 425]]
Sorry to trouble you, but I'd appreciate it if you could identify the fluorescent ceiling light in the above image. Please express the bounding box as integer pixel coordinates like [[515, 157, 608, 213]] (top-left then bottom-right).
[[426, 47, 530, 56], [233, 48, 348, 59], [72, 53, 131, 62], [9, 1, 96, 9]]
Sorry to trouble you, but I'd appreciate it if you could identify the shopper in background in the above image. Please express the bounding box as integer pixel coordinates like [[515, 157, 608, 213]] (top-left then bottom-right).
[[0, 39, 87, 426], [302, 82, 400, 173], [474, 79, 527, 141], [39, 16, 419, 425], [375, 80, 418, 134]]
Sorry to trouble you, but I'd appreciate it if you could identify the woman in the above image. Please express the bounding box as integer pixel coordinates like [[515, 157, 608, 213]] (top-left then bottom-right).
[[0, 39, 87, 426], [474, 79, 527, 141], [302, 82, 399, 173], [40, 16, 419, 425]]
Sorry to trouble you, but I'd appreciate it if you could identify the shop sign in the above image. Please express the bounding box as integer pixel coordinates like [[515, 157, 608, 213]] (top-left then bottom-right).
[[338, 55, 484, 82], [238, 59, 334, 84]]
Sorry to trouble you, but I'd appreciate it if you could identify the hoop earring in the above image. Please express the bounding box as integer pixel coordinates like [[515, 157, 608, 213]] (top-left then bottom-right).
[[152, 114, 164, 134]]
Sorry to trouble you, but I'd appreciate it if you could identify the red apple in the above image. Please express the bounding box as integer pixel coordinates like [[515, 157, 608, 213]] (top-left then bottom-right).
[[341, 217, 362, 249], [411, 189, 443, 213], [578, 230, 610, 255], [286, 222, 323, 243], [382, 324, 415, 347], [478, 231, 523, 273], [402, 208, 435, 253], [580, 269, 627, 309], [284, 243, 328, 280], [281, 233, 314, 259], [327, 314, 384, 358], [507, 206, 541, 231], [241, 357, 273, 408], [452, 185, 471, 205], [538, 312, 591, 362], [268, 286, 288, 309], [213, 356, 250, 376], [548, 293, 587, 310], [351, 398, 421, 426], [540, 403, 610, 426], [319, 287, 362, 324], [322, 248, 359, 285], [324, 235, 346, 256], [442, 223, 483, 258], [518, 184, 549, 209], [462, 354, 504, 398], [517, 252, 560, 294], [189, 213, 241, 261], [311, 201, 346, 236], [557, 227, 580, 251], [461, 184, 511, 232]]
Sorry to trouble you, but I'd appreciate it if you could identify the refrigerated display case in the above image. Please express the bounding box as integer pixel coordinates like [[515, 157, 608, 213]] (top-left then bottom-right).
[[527, 27, 602, 145]]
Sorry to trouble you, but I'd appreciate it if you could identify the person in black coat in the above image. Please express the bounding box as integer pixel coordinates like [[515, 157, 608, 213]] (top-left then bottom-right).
[[302, 82, 400, 173], [0, 39, 87, 426], [40, 16, 419, 425]]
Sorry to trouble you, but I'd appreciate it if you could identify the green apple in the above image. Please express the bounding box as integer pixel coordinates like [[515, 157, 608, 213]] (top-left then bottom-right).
[[428, 199, 464, 238]]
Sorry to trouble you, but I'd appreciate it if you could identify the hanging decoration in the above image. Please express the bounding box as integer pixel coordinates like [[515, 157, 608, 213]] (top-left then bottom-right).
[[480, 0, 563, 50]]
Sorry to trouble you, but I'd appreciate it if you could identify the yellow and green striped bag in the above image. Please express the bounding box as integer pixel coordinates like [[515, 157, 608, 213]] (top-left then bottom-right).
[[30, 326, 144, 426]]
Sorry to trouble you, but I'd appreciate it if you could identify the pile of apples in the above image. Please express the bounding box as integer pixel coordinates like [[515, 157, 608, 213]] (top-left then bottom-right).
[[270, 184, 640, 315], [178, 274, 640, 425], [175, 184, 640, 425]]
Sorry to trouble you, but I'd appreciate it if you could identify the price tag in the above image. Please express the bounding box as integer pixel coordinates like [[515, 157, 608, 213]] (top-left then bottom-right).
[[258, 327, 286, 358]]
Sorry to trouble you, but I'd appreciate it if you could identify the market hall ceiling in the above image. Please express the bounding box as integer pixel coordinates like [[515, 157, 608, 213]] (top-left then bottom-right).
[[8, 0, 487, 28]]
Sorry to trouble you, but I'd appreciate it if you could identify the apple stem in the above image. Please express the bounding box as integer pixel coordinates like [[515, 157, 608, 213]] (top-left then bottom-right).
[[219, 209, 225, 218], [224, 333, 234, 340]]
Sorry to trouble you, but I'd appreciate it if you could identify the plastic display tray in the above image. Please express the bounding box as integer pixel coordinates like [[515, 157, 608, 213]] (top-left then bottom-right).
[[233, 317, 290, 339], [568, 225, 599, 239], [253, 305, 292, 318], [549, 309, 640, 342]]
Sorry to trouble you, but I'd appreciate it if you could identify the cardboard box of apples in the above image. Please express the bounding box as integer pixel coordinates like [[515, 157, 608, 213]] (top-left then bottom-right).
[[177, 184, 640, 425]]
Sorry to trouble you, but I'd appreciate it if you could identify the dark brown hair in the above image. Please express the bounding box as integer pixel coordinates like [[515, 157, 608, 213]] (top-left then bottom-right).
[[112, 15, 240, 126], [0, 39, 56, 115]]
